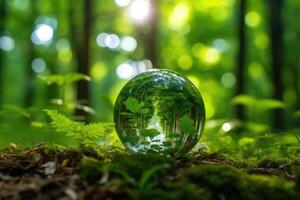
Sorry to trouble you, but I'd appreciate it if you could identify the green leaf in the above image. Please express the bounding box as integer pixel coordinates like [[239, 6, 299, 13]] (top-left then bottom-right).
[[124, 97, 145, 113], [44, 109, 80, 133], [258, 99, 285, 110], [38, 73, 90, 85], [232, 95, 285, 110], [139, 108, 149, 114], [231, 95, 256, 106], [81, 122, 114, 140], [179, 115, 195, 134], [44, 109, 114, 146], [141, 129, 161, 139]]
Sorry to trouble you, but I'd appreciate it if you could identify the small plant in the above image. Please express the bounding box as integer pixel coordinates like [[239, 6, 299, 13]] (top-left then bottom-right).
[[39, 73, 93, 114], [44, 109, 114, 148], [38, 73, 91, 85]]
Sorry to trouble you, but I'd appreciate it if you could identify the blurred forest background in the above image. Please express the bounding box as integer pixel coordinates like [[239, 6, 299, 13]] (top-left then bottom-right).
[[0, 0, 300, 151]]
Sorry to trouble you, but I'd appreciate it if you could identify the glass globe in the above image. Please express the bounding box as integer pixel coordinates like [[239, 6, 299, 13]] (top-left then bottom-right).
[[114, 69, 205, 156]]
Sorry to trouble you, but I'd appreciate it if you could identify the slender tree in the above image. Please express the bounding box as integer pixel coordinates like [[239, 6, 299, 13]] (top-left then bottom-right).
[[0, 0, 6, 107], [24, 0, 37, 107], [136, 0, 159, 68], [268, 0, 284, 130], [235, 0, 247, 121], [146, 0, 158, 68], [69, 0, 93, 118]]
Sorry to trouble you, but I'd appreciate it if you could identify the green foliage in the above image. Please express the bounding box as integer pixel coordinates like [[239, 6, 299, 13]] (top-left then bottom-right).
[[44, 109, 114, 147], [0, 105, 32, 119], [38, 73, 93, 115], [124, 97, 148, 114], [77, 152, 300, 200], [182, 164, 297, 200], [141, 129, 161, 139], [232, 95, 285, 110], [38, 73, 91, 85], [179, 115, 195, 134], [78, 153, 174, 198]]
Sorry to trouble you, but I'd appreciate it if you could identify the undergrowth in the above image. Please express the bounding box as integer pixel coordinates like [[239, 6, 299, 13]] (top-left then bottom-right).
[[0, 105, 300, 199], [44, 109, 114, 148]]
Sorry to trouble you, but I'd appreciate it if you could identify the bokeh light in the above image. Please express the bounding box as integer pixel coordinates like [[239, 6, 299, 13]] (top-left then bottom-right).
[[177, 54, 193, 70], [56, 39, 72, 63], [97, 33, 136, 51], [192, 43, 221, 66], [222, 122, 233, 132], [116, 63, 135, 79], [212, 39, 229, 53], [221, 72, 236, 88], [90, 62, 108, 81], [31, 24, 54, 45], [120, 36, 137, 52], [129, 0, 150, 23], [0, 36, 15, 51], [31, 58, 46, 73], [105, 34, 120, 49], [96, 33, 120, 50], [96, 33, 109, 47], [114, 0, 131, 7], [204, 47, 221, 64], [248, 62, 264, 78], [168, 3, 190, 30], [116, 60, 152, 79], [56, 38, 71, 50], [245, 11, 261, 27], [255, 33, 269, 49]]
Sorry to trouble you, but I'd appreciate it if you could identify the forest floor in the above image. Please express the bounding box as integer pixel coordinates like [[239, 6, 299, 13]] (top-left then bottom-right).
[[0, 145, 299, 200]]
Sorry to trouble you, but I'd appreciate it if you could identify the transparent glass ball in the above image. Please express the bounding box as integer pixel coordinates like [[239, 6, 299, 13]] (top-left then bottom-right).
[[114, 69, 205, 156]]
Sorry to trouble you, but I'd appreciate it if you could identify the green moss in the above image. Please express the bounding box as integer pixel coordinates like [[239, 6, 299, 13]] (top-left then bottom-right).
[[182, 164, 247, 199], [77, 151, 299, 200], [248, 175, 296, 200], [181, 164, 297, 200], [108, 153, 177, 178], [78, 157, 103, 183]]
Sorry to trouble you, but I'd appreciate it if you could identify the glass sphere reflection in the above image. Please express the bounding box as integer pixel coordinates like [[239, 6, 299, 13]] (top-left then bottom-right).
[[114, 69, 205, 156]]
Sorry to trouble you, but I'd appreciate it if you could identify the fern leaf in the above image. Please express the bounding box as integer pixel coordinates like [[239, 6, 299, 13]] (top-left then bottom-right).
[[44, 109, 114, 146], [44, 109, 82, 133], [82, 122, 114, 141]]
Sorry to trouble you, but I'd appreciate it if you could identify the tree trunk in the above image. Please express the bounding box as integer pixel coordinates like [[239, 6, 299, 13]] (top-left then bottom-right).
[[235, 0, 247, 121], [24, 0, 36, 107], [74, 0, 93, 118], [146, 0, 158, 68], [136, 0, 158, 68], [268, 0, 284, 130], [0, 0, 6, 107]]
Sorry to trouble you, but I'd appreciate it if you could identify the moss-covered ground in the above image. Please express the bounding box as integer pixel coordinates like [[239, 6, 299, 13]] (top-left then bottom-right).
[[0, 144, 299, 200]]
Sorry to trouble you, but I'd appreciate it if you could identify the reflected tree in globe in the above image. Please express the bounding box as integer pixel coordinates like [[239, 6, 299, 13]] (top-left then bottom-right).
[[114, 69, 205, 156]]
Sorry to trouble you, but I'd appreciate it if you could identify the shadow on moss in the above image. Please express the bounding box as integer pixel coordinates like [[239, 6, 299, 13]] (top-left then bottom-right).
[[78, 153, 299, 200]]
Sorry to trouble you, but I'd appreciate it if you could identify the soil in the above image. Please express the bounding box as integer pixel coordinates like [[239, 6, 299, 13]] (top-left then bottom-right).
[[0, 145, 299, 200]]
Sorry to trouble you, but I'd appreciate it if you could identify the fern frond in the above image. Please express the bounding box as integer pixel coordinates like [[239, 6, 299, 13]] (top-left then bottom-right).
[[82, 122, 114, 140], [44, 109, 82, 133], [44, 109, 114, 147]]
